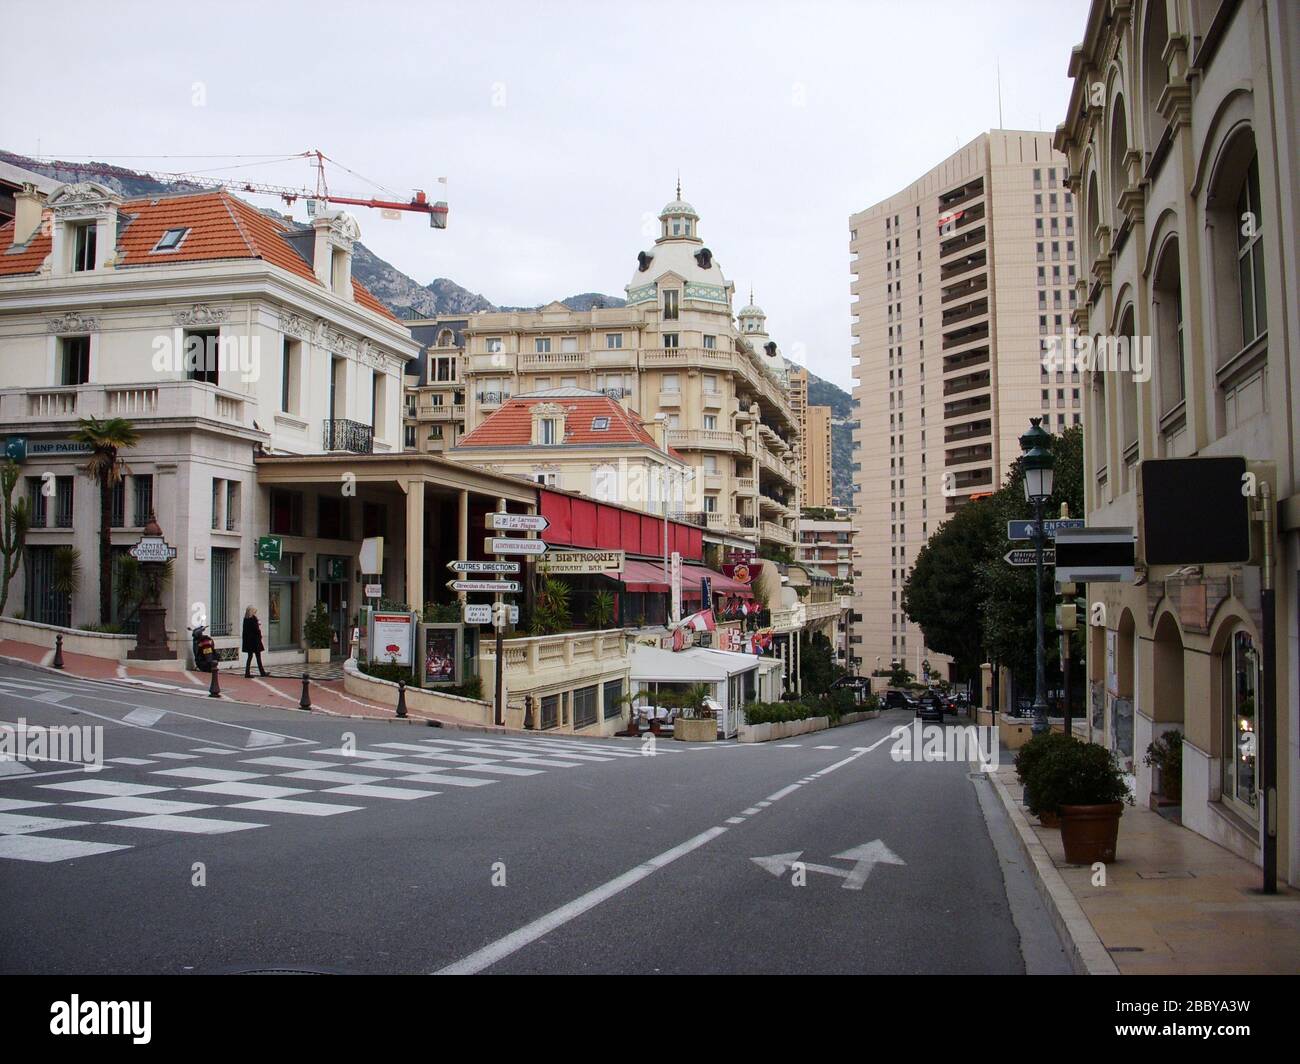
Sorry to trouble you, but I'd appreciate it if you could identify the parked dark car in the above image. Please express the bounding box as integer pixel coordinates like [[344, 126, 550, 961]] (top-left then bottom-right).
[[916, 692, 946, 723], [882, 689, 917, 710]]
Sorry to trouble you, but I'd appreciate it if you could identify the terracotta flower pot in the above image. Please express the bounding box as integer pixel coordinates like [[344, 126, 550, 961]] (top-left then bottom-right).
[[1038, 810, 1060, 828], [1059, 803, 1124, 864]]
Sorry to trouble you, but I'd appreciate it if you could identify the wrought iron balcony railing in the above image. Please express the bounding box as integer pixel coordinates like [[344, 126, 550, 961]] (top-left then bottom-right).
[[323, 418, 374, 454]]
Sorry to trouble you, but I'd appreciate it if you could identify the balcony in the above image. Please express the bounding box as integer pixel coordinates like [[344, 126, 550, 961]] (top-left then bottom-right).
[[323, 418, 374, 454], [702, 390, 724, 409], [417, 400, 466, 420], [666, 428, 745, 454], [944, 418, 992, 444], [940, 249, 987, 282], [942, 321, 990, 351], [760, 520, 793, 546], [475, 390, 511, 408], [519, 350, 590, 372], [943, 370, 990, 397], [943, 394, 992, 420], [2, 381, 251, 428]]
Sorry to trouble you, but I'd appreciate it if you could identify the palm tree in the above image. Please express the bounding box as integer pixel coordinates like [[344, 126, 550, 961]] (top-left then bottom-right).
[[73, 417, 141, 625]]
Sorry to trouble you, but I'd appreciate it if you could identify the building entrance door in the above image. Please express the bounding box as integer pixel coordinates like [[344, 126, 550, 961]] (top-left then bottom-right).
[[316, 555, 350, 659]]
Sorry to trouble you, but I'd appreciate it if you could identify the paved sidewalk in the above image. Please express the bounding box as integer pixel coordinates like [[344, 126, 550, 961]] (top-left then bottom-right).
[[992, 764, 1300, 974], [0, 637, 461, 725]]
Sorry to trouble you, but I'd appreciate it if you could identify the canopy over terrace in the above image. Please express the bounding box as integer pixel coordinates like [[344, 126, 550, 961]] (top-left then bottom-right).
[[254, 453, 538, 611]]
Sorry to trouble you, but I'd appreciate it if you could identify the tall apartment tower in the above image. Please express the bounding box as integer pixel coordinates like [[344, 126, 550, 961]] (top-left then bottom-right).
[[805, 405, 833, 508], [849, 130, 1080, 679]]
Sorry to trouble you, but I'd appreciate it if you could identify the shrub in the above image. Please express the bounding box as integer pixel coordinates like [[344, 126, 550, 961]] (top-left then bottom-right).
[[304, 603, 334, 650], [359, 659, 416, 686], [1027, 741, 1132, 815], [444, 676, 483, 701], [586, 590, 616, 630], [1143, 730, 1183, 801], [1015, 731, 1079, 816], [423, 601, 461, 623]]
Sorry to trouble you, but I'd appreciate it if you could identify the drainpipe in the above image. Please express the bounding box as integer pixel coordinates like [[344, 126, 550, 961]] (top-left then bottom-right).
[[1259, 480, 1277, 894]]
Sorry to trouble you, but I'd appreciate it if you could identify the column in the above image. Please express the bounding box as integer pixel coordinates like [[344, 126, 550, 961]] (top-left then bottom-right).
[[457, 489, 469, 604], [405, 478, 425, 610]]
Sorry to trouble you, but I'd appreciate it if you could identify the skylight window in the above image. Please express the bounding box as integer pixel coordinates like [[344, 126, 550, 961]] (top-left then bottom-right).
[[152, 228, 189, 252], [591, 417, 610, 431]]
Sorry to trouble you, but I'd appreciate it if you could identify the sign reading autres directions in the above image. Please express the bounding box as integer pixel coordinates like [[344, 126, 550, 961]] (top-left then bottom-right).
[[751, 840, 905, 890]]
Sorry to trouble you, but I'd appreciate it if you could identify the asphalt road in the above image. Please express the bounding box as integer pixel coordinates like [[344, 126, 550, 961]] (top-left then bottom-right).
[[0, 660, 1070, 975]]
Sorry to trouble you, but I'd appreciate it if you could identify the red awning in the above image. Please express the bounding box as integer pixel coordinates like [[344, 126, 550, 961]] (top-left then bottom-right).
[[683, 563, 754, 598], [620, 559, 670, 593]]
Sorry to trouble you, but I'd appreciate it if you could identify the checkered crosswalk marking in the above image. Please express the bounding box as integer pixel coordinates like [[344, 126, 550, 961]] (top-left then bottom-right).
[[0, 732, 663, 863]]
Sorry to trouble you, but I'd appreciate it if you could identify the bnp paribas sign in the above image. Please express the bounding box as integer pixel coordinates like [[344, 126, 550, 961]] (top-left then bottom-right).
[[5, 437, 93, 462]]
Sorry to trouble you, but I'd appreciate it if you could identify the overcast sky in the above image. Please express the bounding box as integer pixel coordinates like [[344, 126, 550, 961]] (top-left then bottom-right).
[[4, 0, 1090, 390]]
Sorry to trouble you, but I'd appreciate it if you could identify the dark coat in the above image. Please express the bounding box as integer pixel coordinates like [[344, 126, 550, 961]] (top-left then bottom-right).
[[241, 614, 264, 653]]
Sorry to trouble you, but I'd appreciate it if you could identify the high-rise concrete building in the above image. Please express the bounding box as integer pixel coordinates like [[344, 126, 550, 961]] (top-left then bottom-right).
[[849, 130, 1080, 678], [805, 405, 833, 508]]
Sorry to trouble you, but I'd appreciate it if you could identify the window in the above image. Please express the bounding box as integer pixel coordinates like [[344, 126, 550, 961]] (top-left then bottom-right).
[[539, 418, 560, 445], [318, 496, 350, 540], [269, 490, 303, 536], [1221, 629, 1259, 821], [71, 222, 96, 272], [26, 477, 47, 528], [1236, 157, 1267, 346], [485, 337, 503, 353], [226, 480, 239, 531], [573, 685, 598, 729], [404, 424, 416, 449], [663, 289, 679, 320], [184, 329, 220, 385], [54, 477, 73, 527], [662, 373, 679, 393], [703, 335, 716, 350], [703, 495, 717, 513], [662, 333, 679, 349], [605, 333, 623, 349], [703, 414, 717, 430], [540, 693, 559, 730], [59, 336, 90, 385], [152, 227, 189, 252], [133, 474, 153, 527], [603, 679, 624, 720], [591, 416, 610, 432], [535, 337, 551, 353], [561, 337, 578, 353], [281, 337, 301, 414], [210, 548, 234, 636], [703, 373, 718, 393]]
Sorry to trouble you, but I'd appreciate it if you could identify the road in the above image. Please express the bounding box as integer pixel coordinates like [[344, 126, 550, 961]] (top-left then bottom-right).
[[0, 659, 1070, 974]]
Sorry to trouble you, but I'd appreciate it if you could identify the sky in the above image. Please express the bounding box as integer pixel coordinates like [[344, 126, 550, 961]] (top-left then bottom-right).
[[2, 0, 1091, 390]]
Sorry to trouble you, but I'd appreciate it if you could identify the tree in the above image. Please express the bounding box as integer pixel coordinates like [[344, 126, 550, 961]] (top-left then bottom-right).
[[73, 417, 141, 625], [900, 499, 1000, 686], [799, 630, 842, 696], [0, 460, 29, 617]]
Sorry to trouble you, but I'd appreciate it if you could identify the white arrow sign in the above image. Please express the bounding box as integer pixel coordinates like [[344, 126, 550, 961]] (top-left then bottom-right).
[[751, 840, 905, 890], [447, 559, 520, 574], [447, 579, 522, 594], [485, 537, 548, 556], [488, 513, 550, 532]]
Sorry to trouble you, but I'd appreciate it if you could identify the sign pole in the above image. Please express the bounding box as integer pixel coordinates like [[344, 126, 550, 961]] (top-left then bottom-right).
[[495, 497, 505, 728]]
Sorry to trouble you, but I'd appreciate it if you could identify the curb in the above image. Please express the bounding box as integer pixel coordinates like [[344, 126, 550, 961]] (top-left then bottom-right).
[[989, 770, 1120, 976]]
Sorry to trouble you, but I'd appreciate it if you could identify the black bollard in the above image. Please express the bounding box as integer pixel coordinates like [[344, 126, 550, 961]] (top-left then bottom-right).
[[299, 673, 312, 712], [208, 665, 221, 698], [52, 633, 65, 669], [396, 681, 408, 719]]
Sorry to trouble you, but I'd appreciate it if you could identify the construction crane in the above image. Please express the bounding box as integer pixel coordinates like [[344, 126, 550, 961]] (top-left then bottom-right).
[[45, 149, 448, 228]]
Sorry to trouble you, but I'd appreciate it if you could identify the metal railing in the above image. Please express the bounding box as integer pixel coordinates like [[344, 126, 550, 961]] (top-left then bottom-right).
[[323, 418, 374, 454]]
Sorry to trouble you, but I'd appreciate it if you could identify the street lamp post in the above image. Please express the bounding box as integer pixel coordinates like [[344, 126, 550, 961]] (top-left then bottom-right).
[[1019, 418, 1055, 736]]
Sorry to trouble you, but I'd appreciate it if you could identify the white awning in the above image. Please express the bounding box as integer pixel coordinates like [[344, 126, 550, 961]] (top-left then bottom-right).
[[629, 644, 757, 683]]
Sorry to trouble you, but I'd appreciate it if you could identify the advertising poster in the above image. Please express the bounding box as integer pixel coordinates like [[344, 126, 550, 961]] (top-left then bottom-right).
[[424, 627, 458, 685], [371, 612, 414, 667]]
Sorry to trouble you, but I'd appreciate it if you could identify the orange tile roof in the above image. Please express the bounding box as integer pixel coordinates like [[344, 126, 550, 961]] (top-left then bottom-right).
[[458, 393, 680, 458], [0, 190, 396, 320]]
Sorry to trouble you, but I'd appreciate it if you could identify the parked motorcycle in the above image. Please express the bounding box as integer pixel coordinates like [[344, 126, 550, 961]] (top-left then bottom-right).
[[190, 625, 218, 673]]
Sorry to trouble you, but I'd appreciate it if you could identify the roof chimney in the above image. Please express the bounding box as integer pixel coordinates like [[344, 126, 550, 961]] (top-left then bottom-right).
[[12, 184, 44, 246]]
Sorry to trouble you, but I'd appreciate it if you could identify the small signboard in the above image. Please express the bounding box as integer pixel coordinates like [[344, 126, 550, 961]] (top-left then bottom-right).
[[420, 624, 460, 686], [1054, 527, 1136, 584], [369, 611, 416, 667], [536, 550, 624, 575], [1004, 548, 1056, 566], [487, 513, 550, 532], [1007, 519, 1085, 541], [447, 579, 522, 594], [129, 536, 177, 563], [485, 537, 548, 556], [447, 559, 520, 574], [364, 583, 383, 599], [256, 535, 283, 563], [464, 603, 518, 625]]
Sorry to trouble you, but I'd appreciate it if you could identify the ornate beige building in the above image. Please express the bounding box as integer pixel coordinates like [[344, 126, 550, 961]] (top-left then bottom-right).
[[1057, 0, 1299, 885], [404, 192, 802, 560]]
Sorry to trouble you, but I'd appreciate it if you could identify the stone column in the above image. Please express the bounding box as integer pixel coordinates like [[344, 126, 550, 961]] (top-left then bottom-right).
[[405, 478, 425, 609]]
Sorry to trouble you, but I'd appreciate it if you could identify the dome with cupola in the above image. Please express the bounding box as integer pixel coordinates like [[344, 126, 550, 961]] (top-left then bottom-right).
[[625, 181, 733, 310], [738, 288, 767, 334]]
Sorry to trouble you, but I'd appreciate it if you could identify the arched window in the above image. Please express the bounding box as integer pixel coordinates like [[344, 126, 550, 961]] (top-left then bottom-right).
[[1219, 627, 1259, 822], [1117, 306, 1139, 484], [436, 329, 454, 347], [1091, 335, 1108, 481], [1141, 1, 1171, 152], [1086, 172, 1102, 263], [1235, 157, 1267, 346], [1152, 238, 1185, 415], [1206, 130, 1266, 367], [1109, 96, 1130, 214]]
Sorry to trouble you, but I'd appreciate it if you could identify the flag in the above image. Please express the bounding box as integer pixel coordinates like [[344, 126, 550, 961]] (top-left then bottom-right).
[[740, 601, 750, 616], [672, 627, 687, 652], [683, 609, 716, 633], [938, 209, 965, 234]]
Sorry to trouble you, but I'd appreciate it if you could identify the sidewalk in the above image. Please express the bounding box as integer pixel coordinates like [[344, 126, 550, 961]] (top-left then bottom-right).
[[0, 637, 462, 725], [991, 763, 1300, 975]]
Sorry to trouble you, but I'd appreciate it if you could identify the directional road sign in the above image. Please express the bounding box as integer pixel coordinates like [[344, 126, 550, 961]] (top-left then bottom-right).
[[447, 579, 522, 594], [751, 840, 905, 890], [1007, 518, 1084, 541], [485, 537, 548, 556], [447, 559, 520, 574], [487, 513, 550, 532], [1004, 548, 1056, 566]]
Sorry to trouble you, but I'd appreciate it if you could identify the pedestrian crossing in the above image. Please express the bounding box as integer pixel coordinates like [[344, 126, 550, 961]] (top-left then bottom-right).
[[0, 732, 659, 864]]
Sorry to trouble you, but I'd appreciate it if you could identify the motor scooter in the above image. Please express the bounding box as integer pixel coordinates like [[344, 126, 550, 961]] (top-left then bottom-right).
[[190, 625, 218, 672]]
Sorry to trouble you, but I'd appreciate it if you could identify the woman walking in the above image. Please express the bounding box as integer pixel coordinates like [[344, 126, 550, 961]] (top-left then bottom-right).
[[242, 605, 269, 678]]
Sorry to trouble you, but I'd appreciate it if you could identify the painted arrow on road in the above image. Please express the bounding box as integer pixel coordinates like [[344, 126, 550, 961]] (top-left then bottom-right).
[[751, 839, 905, 889]]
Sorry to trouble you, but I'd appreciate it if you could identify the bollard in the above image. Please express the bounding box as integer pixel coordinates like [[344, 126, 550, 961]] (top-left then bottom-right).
[[299, 673, 312, 712], [52, 633, 65, 669], [396, 681, 408, 719], [208, 665, 221, 698]]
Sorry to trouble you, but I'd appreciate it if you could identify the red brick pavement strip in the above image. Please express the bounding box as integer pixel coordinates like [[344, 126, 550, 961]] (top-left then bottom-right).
[[0, 638, 487, 728]]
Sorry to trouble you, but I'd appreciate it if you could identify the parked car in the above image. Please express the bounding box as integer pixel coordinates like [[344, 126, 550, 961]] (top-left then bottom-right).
[[916, 692, 946, 723], [882, 689, 917, 710]]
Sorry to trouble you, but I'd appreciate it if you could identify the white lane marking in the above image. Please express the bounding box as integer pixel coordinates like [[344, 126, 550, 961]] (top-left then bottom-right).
[[726, 816, 746, 825], [40, 780, 170, 797], [185, 782, 309, 799], [67, 796, 215, 815], [406, 752, 504, 766], [445, 764, 542, 777], [0, 811, 92, 834], [741, 807, 761, 815], [104, 814, 264, 834], [329, 758, 446, 774], [240, 756, 324, 771], [151, 752, 202, 760], [435, 826, 729, 975], [123, 708, 166, 727], [322, 784, 438, 801], [498, 757, 581, 769], [765, 784, 801, 802], [250, 678, 296, 702], [0, 835, 131, 862], [106, 757, 157, 766], [228, 798, 362, 817], [189, 747, 243, 756], [392, 773, 496, 788], [755, 801, 771, 808], [311, 748, 402, 760], [151, 767, 265, 782], [0, 761, 33, 777], [778, 744, 802, 748], [281, 769, 386, 785], [814, 745, 839, 750], [0, 798, 49, 811]]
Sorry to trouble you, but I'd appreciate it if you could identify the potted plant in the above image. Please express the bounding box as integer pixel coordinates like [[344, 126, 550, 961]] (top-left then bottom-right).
[[304, 603, 334, 664], [587, 589, 616, 630], [1013, 731, 1078, 827], [1143, 729, 1183, 804], [1028, 741, 1132, 864], [674, 683, 718, 743]]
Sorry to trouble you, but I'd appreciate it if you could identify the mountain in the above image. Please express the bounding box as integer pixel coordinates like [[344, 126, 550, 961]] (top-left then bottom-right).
[[5, 150, 855, 502]]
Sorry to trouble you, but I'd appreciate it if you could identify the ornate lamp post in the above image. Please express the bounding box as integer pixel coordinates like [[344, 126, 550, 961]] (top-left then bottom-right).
[[1019, 419, 1055, 735]]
